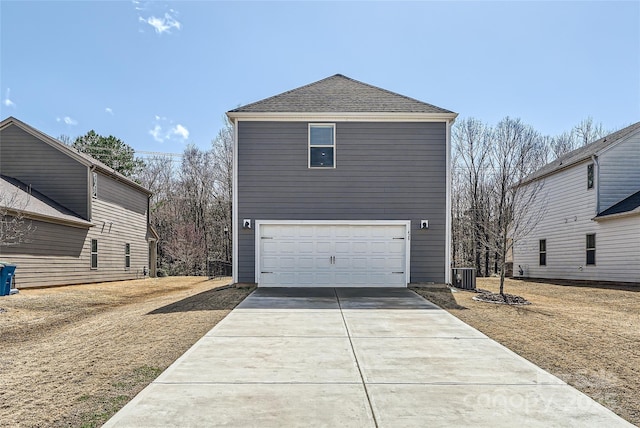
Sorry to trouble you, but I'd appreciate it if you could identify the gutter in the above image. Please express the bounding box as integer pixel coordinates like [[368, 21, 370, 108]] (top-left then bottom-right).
[[93, 165, 152, 195], [4, 208, 94, 229], [592, 208, 640, 222]]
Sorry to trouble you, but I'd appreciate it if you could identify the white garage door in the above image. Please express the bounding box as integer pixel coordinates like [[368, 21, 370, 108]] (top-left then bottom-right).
[[257, 222, 409, 287]]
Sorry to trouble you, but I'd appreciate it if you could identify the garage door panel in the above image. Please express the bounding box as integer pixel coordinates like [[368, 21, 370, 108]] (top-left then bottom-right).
[[262, 256, 280, 270], [316, 241, 332, 253], [298, 241, 314, 253], [298, 257, 315, 269], [258, 223, 408, 287]]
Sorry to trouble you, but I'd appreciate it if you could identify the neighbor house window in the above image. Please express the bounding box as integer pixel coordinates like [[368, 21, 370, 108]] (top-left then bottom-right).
[[539, 239, 547, 266], [309, 124, 335, 168], [586, 234, 596, 265], [125, 243, 131, 269], [587, 163, 594, 189], [92, 172, 98, 198], [91, 239, 98, 269]]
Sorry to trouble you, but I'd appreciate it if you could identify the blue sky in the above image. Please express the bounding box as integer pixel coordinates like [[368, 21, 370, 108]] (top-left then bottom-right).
[[1, 1, 638, 154]]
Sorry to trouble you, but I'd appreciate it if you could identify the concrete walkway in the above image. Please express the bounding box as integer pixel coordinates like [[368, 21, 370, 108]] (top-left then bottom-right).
[[105, 288, 632, 427]]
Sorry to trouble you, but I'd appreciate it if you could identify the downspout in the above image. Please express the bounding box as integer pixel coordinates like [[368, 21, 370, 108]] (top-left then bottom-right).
[[445, 119, 453, 284], [591, 154, 600, 215], [232, 117, 239, 284]]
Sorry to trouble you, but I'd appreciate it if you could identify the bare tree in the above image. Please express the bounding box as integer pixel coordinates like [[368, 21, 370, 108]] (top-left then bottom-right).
[[138, 115, 234, 276], [210, 116, 233, 263], [0, 187, 36, 247], [482, 117, 547, 296], [550, 130, 577, 159], [452, 118, 492, 275], [574, 117, 606, 147]]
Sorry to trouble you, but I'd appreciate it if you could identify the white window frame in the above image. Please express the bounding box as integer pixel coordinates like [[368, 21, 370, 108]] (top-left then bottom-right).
[[308, 123, 336, 169], [586, 233, 596, 265], [587, 163, 594, 190], [92, 172, 98, 198], [91, 239, 98, 269], [125, 243, 131, 270]]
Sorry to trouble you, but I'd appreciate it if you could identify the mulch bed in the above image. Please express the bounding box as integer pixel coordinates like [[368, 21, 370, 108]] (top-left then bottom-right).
[[472, 290, 531, 305]]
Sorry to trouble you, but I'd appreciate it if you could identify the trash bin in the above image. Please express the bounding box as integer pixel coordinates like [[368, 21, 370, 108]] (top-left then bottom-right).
[[0, 263, 17, 296]]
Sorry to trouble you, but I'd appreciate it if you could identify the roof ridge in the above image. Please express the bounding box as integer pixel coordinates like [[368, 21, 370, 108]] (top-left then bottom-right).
[[228, 74, 455, 114], [520, 120, 640, 185], [337, 74, 452, 113], [555, 120, 640, 164], [229, 74, 344, 112]]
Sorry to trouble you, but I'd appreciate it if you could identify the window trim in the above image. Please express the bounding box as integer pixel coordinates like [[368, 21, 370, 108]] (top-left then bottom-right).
[[91, 239, 98, 270], [92, 172, 98, 198], [539, 239, 547, 266], [587, 163, 594, 190], [125, 243, 131, 270], [308, 123, 336, 169], [586, 234, 596, 265]]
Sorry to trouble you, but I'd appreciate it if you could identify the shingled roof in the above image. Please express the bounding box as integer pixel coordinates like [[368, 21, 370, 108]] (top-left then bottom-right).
[[228, 74, 454, 114], [594, 190, 640, 220], [521, 121, 640, 185]]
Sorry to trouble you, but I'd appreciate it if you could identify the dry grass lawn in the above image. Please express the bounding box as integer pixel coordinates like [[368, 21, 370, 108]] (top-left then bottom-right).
[[0, 276, 253, 428], [412, 277, 640, 426]]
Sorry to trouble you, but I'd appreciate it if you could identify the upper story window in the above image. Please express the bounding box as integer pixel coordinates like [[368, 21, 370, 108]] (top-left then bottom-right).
[[587, 163, 594, 189], [92, 172, 98, 198], [309, 124, 335, 168]]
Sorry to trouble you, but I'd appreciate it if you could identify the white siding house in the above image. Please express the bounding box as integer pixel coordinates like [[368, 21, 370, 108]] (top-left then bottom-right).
[[513, 122, 640, 284]]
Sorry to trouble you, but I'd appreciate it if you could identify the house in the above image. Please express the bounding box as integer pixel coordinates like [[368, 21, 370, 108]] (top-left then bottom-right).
[[0, 116, 157, 288], [512, 121, 640, 283], [226, 74, 457, 287]]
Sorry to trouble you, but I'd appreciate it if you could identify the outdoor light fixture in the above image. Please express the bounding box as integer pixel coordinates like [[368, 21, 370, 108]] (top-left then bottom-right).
[[243, 219, 252, 229], [421, 220, 429, 229]]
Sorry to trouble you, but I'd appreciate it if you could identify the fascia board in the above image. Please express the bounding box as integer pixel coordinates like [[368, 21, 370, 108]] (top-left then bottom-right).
[[226, 112, 458, 122]]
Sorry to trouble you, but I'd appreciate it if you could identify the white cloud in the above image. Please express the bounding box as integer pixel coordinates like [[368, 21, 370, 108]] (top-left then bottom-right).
[[149, 124, 164, 143], [172, 124, 189, 140], [3, 88, 15, 108], [105, 107, 114, 115], [148, 116, 189, 143], [139, 12, 181, 34], [56, 116, 77, 125]]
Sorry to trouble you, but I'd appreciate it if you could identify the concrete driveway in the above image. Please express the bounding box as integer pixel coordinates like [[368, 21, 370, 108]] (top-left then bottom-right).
[[105, 288, 632, 427]]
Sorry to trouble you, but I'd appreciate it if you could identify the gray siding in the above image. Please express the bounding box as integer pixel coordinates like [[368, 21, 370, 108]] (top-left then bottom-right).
[[237, 121, 447, 283], [598, 131, 640, 211], [97, 172, 148, 215], [0, 125, 89, 219], [1, 196, 149, 288]]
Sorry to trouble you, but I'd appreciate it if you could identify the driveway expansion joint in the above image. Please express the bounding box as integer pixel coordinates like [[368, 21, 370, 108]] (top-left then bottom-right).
[[334, 288, 380, 428]]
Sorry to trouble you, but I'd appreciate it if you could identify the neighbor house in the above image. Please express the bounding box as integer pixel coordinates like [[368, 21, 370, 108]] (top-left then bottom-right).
[[512, 121, 640, 283], [0, 116, 157, 288], [226, 74, 457, 287]]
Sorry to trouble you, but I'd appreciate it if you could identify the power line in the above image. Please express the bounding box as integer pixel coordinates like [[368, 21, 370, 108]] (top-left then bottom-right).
[[136, 151, 183, 158]]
